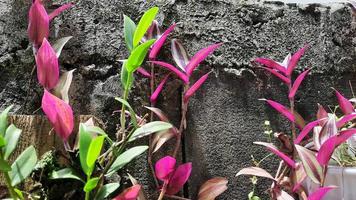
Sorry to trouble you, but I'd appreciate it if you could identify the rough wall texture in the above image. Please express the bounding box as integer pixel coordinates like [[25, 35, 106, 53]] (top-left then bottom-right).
[[0, 0, 355, 199]]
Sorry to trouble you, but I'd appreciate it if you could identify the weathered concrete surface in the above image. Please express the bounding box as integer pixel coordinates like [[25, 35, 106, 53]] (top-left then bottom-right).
[[0, 0, 355, 199]]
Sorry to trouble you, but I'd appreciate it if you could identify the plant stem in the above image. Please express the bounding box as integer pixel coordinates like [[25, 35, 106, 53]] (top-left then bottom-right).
[[157, 182, 168, 200], [117, 74, 132, 141], [85, 176, 90, 200], [4, 172, 17, 199]]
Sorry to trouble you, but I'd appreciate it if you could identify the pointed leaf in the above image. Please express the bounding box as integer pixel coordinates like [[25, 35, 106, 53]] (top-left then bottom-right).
[[50, 168, 84, 182], [86, 135, 105, 169], [317, 129, 356, 165], [106, 146, 148, 176], [113, 185, 141, 200], [317, 104, 328, 126], [198, 177, 228, 200], [254, 142, 296, 168], [166, 162, 192, 195], [133, 7, 159, 48], [294, 119, 322, 145], [123, 15, 137, 51], [289, 69, 311, 99], [287, 45, 308, 76], [276, 190, 295, 200], [260, 67, 291, 84], [149, 23, 176, 60], [52, 36, 73, 58], [337, 113, 356, 128], [136, 67, 151, 78], [236, 167, 275, 180], [155, 156, 176, 182], [95, 183, 120, 200], [0, 105, 13, 137], [115, 97, 138, 127], [184, 72, 210, 103], [3, 124, 22, 160], [264, 100, 295, 122], [171, 39, 190, 71], [308, 186, 336, 200], [295, 145, 323, 184], [143, 20, 161, 42], [319, 114, 338, 146], [79, 123, 92, 175], [150, 61, 188, 83], [129, 121, 172, 142], [144, 106, 169, 122], [127, 174, 147, 200], [126, 39, 156, 73], [10, 145, 37, 186], [293, 163, 307, 192], [53, 69, 75, 103], [185, 43, 222, 76], [152, 129, 176, 153], [150, 74, 170, 104], [254, 58, 287, 74], [48, 3, 73, 21], [84, 177, 100, 193], [334, 89, 354, 115]]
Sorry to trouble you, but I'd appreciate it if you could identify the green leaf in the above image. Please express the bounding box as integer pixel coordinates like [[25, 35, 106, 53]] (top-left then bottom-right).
[[10, 145, 37, 186], [115, 97, 138, 127], [84, 177, 100, 193], [0, 157, 11, 172], [14, 188, 24, 200], [132, 7, 159, 48], [129, 121, 172, 142], [79, 123, 93, 176], [3, 124, 22, 160], [86, 136, 105, 169], [124, 15, 136, 51], [95, 183, 120, 200], [0, 105, 12, 137], [52, 36, 73, 58], [126, 39, 156, 73], [50, 168, 84, 183], [0, 135, 6, 147], [120, 61, 134, 90], [295, 145, 323, 184], [106, 146, 148, 176]]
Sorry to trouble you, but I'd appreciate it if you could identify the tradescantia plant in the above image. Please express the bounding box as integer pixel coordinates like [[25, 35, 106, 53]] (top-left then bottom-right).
[[23, 2, 229, 199], [236, 45, 356, 200]]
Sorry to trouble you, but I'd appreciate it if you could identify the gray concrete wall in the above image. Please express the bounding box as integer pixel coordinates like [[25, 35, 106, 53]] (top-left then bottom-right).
[[0, 0, 355, 199]]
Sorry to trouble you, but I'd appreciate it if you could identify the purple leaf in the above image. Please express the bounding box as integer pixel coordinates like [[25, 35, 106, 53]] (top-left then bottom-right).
[[337, 113, 356, 128], [171, 39, 190, 71], [254, 142, 296, 168], [264, 100, 295, 122], [136, 67, 151, 78], [294, 119, 322, 144], [185, 43, 222, 76], [259, 67, 291, 85], [184, 72, 210, 103], [287, 45, 308, 76], [48, 3, 74, 21], [293, 163, 307, 192], [236, 167, 276, 180], [150, 61, 188, 83], [334, 89, 354, 115], [308, 186, 336, 200], [27, 0, 49, 47], [144, 106, 169, 122], [155, 156, 176, 182], [318, 115, 338, 147], [289, 69, 311, 99], [254, 58, 287, 75], [166, 162, 192, 195], [150, 74, 170, 104], [143, 20, 161, 42], [317, 129, 356, 165], [317, 104, 328, 126], [295, 145, 323, 184], [198, 177, 228, 200], [149, 23, 176, 60], [113, 185, 142, 200]]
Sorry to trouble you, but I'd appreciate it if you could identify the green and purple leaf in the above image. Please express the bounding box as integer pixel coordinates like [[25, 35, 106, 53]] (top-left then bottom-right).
[[150, 74, 170, 104], [286, 45, 308, 76], [317, 129, 356, 165], [149, 23, 176, 60], [254, 142, 296, 168], [144, 106, 169, 122], [184, 72, 210, 103], [150, 61, 188, 83], [295, 145, 323, 184], [289, 69, 311, 99], [318, 114, 338, 146], [185, 43, 222, 76], [334, 89, 354, 115], [308, 186, 336, 200], [171, 39, 189, 71], [198, 177, 228, 200], [236, 167, 276, 180]]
